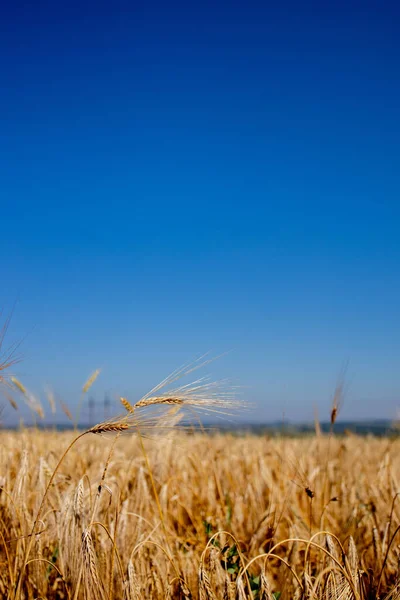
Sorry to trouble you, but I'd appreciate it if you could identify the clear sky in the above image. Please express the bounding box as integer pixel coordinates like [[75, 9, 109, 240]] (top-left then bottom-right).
[[1, 1, 400, 424]]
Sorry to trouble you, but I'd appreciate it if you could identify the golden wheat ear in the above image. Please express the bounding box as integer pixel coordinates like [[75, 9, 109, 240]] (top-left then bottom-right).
[[88, 422, 129, 434], [10, 376, 27, 394], [3, 389, 18, 410], [82, 369, 101, 393], [10, 376, 45, 419], [120, 397, 134, 413]]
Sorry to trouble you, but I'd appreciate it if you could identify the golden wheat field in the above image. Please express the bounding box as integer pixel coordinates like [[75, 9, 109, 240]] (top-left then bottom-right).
[[1, 428, 400, 600]]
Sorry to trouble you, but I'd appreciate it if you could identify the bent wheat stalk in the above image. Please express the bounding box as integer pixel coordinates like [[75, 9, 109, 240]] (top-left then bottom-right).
[[13, 422, 128, 600]]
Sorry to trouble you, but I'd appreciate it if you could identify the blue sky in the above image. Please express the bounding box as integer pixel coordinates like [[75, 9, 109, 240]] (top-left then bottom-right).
[[1, 1, 400, 424]]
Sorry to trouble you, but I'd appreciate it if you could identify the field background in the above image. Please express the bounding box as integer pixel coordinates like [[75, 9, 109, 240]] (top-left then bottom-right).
[[1, 429, 400, 599]]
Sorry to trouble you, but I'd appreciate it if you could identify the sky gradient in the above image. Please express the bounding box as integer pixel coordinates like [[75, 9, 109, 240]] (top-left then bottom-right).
[[1, 1, 400, 424]]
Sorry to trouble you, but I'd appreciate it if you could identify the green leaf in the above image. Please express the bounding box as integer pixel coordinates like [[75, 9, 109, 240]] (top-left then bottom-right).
[[249, 574, 261, 591], [227, 544, 238, 559], [203, 520, 213, 536]]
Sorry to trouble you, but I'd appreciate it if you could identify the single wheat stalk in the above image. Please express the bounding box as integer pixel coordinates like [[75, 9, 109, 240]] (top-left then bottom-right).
[[127, 560, 141, 600], [3, 389, 18, 410], [82, 529, 104, 600], [11, 377, 45, 419], [236, 576, 247, 600], [76, 368, 101, 427], [61, 401, 73, 421], [199, 567, 217, 600], [260, 571, 274, 600], [10, 376, 27, 394], [45, 386, 56, 414], [82, 369, 101, 393]]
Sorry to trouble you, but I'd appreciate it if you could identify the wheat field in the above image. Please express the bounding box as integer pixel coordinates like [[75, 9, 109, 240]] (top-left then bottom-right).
[[1, 427, 400, 600]]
